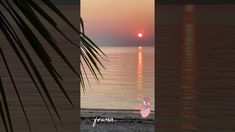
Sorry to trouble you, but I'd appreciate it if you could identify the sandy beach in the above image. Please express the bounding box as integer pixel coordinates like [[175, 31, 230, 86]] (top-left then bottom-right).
[[81, 109, 155, 132]]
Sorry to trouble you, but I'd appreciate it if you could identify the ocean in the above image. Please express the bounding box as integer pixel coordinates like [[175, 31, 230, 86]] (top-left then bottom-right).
[[156, 5, 235, 132], [81, 46, 155, 111]]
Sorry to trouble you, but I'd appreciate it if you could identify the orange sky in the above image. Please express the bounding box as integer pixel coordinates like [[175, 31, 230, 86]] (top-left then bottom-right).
[[81, 0, 154, 46]]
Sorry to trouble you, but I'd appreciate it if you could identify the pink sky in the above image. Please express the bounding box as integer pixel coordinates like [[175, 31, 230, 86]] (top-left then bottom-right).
[[81, 0, 154, 46]]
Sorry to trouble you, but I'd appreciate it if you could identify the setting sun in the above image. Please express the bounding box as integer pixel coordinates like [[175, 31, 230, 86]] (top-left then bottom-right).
[[138, 33, 143, 38]]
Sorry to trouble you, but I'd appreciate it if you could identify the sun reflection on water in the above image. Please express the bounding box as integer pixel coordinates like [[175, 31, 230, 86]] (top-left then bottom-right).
[[137, 46, 143, 100], [180, 5, 199, 132]]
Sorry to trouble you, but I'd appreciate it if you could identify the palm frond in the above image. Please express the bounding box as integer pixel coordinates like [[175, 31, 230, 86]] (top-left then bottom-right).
[[0, 77, 13, 132], [0, 0, 106, 131], [80, 24, 107, 93]]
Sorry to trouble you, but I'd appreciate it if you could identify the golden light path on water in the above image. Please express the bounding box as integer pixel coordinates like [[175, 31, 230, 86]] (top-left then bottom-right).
[[180, 5, 199, 131], [137, 46, 143, 100]]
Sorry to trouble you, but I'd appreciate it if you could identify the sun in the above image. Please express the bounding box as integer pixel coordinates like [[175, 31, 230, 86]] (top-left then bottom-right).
[[138, 33, 143, 38]]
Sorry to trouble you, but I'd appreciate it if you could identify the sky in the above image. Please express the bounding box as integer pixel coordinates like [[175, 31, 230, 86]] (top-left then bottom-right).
[[81, 0, 154, 46]]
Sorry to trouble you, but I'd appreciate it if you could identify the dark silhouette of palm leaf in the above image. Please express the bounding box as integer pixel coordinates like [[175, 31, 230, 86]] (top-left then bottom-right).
[[0, 0, 105, 131]]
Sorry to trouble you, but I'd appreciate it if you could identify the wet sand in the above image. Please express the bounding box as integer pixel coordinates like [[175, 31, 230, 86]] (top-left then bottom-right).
[[81, 109, 155, 132]]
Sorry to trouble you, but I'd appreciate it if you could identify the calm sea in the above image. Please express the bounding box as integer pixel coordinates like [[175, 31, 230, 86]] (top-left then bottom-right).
[[81, 46, 155, 110], [156, 5, 235, 132]]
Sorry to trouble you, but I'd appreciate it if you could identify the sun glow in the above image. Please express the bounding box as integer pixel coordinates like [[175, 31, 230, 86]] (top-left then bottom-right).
[[138, 33, 143, 38]]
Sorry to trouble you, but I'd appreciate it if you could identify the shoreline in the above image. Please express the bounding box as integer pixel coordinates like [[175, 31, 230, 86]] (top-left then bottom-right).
[[81, 108, 155, 132], [81, 108, 155, 119]]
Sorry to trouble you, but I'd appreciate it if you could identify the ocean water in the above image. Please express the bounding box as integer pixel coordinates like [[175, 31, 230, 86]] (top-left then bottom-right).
[[81, 46, 155, 111], [156, 5, 235, 132]]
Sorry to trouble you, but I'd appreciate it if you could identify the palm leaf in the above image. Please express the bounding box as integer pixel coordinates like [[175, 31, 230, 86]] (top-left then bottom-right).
[[0, 47, 32, 132], [0, 0, 106, 131], [0, 77, 13, 132], [0, 9, 59, 127]]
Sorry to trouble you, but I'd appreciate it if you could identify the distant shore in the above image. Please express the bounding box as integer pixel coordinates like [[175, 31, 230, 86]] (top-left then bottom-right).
[[81, 108, 155, 132]]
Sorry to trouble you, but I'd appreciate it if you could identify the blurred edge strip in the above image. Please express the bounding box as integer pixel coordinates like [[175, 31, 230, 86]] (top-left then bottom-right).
[[156, 0, 235, 4]]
